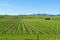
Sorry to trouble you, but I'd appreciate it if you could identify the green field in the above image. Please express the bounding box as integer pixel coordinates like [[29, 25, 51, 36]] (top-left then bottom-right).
[[0, 16, 60, 40]]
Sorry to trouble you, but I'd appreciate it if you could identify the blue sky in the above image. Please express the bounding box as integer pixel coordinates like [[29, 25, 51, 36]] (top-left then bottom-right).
[[0, 0, 60, 15]]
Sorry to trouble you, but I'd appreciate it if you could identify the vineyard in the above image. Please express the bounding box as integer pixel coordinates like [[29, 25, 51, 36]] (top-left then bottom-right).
[[0, 16, 60, 40]]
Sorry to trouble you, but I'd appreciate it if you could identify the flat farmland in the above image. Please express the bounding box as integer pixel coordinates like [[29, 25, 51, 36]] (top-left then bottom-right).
[[0, 16, 60, 40]]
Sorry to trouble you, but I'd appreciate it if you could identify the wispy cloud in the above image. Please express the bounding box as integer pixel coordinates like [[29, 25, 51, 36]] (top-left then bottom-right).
[[0, 3, 20, 15]]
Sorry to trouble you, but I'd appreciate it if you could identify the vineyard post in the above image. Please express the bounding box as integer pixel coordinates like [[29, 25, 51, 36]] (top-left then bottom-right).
[[37, 31, 40, 40]]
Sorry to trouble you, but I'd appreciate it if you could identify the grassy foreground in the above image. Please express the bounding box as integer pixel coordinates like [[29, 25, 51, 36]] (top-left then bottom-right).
[[0, 34, 59, 40]]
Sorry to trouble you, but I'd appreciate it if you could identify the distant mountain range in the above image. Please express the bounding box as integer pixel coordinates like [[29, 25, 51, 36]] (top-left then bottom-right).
[[32, 14, 60, 16]]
